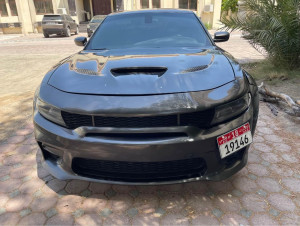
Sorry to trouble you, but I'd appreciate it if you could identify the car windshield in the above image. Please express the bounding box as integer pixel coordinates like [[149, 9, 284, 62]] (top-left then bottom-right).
[[91, 16, 105, 23], [86, 12, 212, 50]]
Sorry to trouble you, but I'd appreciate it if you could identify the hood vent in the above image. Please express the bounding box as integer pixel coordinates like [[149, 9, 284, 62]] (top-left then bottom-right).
[[180, 65, 208, 74], [111, 67, 167, 77]]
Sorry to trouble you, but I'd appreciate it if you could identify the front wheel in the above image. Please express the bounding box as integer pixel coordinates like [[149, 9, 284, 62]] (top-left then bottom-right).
[[43, 32, 49, 38], [65, 27, 71, 37], [75, 26, 79, 35]]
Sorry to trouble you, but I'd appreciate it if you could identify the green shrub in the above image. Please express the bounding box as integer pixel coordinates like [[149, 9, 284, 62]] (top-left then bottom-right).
[[204, 22, 212, 30], [222, 0, 239, 13], [221, 0, 300, 69]]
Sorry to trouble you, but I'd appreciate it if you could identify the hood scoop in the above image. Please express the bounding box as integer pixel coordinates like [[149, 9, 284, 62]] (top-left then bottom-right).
[[111, 67, 167, 77]]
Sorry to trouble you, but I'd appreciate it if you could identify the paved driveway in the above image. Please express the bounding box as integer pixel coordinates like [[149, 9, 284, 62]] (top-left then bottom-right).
[[0, 33, 299, 225]]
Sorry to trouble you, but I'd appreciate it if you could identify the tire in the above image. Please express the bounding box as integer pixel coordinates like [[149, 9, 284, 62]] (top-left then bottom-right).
[[43, 32, 49, 38], [65, 27, 71, 37], [75, 26, 79, 35]]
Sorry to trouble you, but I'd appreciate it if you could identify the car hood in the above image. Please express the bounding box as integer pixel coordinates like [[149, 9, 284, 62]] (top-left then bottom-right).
[[48, 48, 235, 95]]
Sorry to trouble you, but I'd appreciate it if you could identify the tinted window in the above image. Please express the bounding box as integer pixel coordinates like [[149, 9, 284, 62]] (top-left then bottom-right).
[[43, 15, 62, 20], [86, 12, 211, 50]]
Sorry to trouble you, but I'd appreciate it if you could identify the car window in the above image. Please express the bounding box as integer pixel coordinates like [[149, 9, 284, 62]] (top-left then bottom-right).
[[65, 15, 72, 21], [43, 15, 62, 21], [86, 12, 212, 50], [91, 16, 106, 23]]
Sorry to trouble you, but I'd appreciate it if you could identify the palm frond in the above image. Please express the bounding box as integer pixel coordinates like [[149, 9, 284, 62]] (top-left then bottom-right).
[[221, 0, 300, 69]]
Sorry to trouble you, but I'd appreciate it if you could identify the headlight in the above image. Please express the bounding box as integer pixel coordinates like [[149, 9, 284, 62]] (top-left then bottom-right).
[[33, 85, 40, 112], [212, 93, 251, 124], [36, 98, 66, 127]]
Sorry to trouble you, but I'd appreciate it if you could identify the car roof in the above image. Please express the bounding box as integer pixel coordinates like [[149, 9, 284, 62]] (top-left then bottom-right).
[[109, 9, 194, 17]]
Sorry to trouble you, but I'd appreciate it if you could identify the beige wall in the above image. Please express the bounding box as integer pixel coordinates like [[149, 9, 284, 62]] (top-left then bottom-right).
[[0, 0, 222, 34], [75, 0, 84, 23], [121, 0, 222, 29]]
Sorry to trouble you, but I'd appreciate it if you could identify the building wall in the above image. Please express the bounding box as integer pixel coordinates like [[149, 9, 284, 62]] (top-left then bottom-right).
[[0, 0, 222, 34]]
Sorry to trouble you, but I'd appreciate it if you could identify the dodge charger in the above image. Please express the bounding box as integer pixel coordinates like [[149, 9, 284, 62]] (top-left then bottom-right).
[[33, 9, 259, 184]]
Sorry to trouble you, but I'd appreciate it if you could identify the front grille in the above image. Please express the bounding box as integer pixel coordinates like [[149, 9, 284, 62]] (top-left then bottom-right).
[[72, 158, 207, 182], [61, 111, 93, 128], [94, 115, 177, 128], [61, 109, 214, 129]]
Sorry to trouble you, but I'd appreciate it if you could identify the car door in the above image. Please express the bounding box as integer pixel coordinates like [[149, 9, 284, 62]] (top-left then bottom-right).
[[62, 15, 69, 30], [68, 15, 76, 31]]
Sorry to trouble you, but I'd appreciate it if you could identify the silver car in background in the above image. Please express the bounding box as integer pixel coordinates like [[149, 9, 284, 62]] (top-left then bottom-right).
[[87, 15, 106, 37], [42, 14, 79, 38]]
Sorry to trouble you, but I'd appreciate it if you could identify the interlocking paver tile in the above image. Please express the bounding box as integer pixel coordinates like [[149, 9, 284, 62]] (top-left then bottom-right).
[[190, 215, 219, 225], [65, 180, 89, 194], [107, 194, 134, 213], [75, 213, 103, 226], [247, 163, 269, 176], [279, 213, 300, 225], [133, 194, 159, 214], [0, 178, 23, 193], [56, 195, 83, 214], [185, 194, 214, 212], [0, 33, 299, 225], [251, 213, 278, 225], [30, 193, 58, 212], [46, 213, 74, 225], [241, 193, 268, 213], [46, 178, 67, 193], [5, 194, 32, 212], [5, 136, 26, 144], [19, 179, 45, 194], [281, 178, 300, 193], [232, 176, 258, 193], [131, 213, 161, 226], [269, 163, 294, 176], [89, 182, 111, 194], [268, 193, 296, 212], [81, 194, 107, 213], [102, 213, 130, 226], [0, 212, 21, 225], [257, 177, 282, 192], [213, 194, 242, 212], [261, 152, 282, 163], [220, 213, 250, 225], [19, 212, 46, 225], [160, 193, 186, 213], [161, 212, 189, 225]]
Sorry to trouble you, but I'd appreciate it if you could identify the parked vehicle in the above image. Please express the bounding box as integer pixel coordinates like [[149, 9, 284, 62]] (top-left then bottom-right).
[[34, 10, 259, 184], [42, 14, 79, 38], [87, 15, 106, 37]]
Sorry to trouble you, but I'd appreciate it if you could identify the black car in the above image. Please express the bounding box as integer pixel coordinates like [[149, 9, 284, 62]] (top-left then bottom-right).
[[87, 15, 106, 37], [34, 10, 259, 184], [42, 14, 79, 38]]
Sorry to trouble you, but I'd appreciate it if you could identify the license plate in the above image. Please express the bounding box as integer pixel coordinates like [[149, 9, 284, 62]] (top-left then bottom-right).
[[47, 22, 57, 24], [217, 122, 252, 159]]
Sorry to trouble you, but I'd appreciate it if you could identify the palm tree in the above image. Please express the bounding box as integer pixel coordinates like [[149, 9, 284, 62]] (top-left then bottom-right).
[[221, 0, 300, 69]]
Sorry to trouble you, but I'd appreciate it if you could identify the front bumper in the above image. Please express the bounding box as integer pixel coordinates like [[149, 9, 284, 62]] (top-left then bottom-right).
[[34, 104, 255, 185]]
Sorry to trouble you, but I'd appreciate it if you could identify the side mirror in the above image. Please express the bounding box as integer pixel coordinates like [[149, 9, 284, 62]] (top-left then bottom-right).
[[213, 31, 230, 42], [74, 36, 87, 46]]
